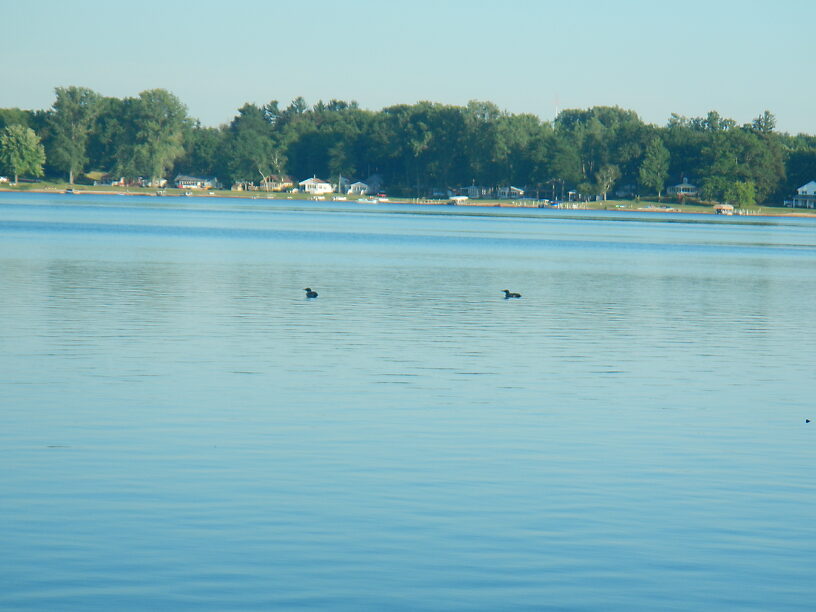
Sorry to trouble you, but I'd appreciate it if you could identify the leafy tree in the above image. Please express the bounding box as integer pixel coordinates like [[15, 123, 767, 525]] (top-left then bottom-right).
[[700, 111, 736, 132], [638, 137, 670, 197], [663, 113, 708, 184], [223, 103, 281, 183], [174, 124, 227, 179], [499, 113, 551, 188], [547, 134, 583, 187], [0, 124, 46, 183], [121, 89, 189, 184], [47, 86, 102, 183], [725, 180, 757, 208], [262, 100, 280, 125], [85, 96, 131, 175], [285, 96, 308, 117], [0, 108, 33, 130], [700, 176, 730, 202], [554, 106, 645, 192], [595, 164, 621, 200], [699, 126, 784, 203], [750, 110, 776, 134]]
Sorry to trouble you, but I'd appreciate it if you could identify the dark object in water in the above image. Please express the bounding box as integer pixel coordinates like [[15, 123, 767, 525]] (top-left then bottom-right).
[[503, 289, 521, 299], [304, 288, 318, 298]]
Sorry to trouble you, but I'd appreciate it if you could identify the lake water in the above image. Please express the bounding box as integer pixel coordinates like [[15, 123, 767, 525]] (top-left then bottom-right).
[[1, 192, 815, 610]]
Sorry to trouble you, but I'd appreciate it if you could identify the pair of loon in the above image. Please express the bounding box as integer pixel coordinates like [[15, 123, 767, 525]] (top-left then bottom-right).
[[306, 287, 521, 300]]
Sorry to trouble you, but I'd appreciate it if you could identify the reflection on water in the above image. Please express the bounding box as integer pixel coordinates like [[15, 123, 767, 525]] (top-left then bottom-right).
[[1, 193, 815, 610]]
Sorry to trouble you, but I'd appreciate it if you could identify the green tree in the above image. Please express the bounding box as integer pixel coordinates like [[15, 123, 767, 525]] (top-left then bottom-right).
[[595, 164, 621, 200], [638, 137, 670, 198], [120, 89, 189, 184], [224, 103, 280, 183], [750, 110, 776, 134], [699, 126, 784, 203], [554, 106, 645, 192], [174, 124, 228, 180], [47, 86, 102, 183], [85, 96, 131, 175], [0, 108, 33, 130], [0, 124, 46, 184], [725, 180, 757, 208], [548, 134, 583, 187], [700, 175, 730, 202]]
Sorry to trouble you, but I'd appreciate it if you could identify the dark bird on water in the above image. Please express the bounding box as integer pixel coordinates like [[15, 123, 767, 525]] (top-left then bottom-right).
[[304, 288, 318, 298], [503, 289, 522, 299], [807, 419, 811, 423]]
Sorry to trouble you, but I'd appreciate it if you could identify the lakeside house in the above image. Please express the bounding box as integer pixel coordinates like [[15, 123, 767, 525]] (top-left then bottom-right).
[[299, 177, 333, 195], [259, 175, 294, 192], [785, 180, 816, 208], [459, 185, 491, 199], [667, 178, 698, 198], [96, 174, 126, 186], [348, 181, 369, 195], [496, 186, 525, 199], [174, 175, 217, 190]]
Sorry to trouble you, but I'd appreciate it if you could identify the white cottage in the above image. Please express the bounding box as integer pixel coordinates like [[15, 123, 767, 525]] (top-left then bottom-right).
[[175, 175, 217, 189], [348, 181, 369, 195], [789, 181, 816, 208], [299, 177, 334, 195]]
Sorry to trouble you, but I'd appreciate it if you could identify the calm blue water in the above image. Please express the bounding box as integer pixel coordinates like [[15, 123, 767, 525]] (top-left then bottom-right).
[[2, 192, 815, 610]]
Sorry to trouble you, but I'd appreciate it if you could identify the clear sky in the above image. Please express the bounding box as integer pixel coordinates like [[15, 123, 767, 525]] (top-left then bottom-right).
[[3, 0, 814, 133]]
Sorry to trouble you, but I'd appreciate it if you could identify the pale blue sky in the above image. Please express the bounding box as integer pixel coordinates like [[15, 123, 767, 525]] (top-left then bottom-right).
[[3, 0, 814, 133]]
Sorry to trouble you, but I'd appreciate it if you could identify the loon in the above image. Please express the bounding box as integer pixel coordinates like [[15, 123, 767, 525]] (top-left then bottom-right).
[[503, 289, 522, 299], [304, 288, 318, 298]]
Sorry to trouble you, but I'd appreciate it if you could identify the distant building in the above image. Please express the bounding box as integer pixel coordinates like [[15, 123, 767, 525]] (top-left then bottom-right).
[[299, 177, 334, 195], [259, 175, 294, 192], [496, 186, 525, 199], [667, 177, 698, 198], [786, 180, 816, 208], [459, 185, 490, 199], [96, 174, 125, 186], [348, 181, 369, 195], [175, 175, 217, 189], [430, 188, 454, 199], [141, 177, 167, 188]]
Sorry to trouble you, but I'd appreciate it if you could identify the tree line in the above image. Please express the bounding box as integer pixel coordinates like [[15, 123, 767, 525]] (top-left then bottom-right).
[[1, 86, 815, 206]]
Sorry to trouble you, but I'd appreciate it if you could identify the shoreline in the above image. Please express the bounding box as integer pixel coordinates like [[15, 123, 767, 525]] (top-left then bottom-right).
[[2, 186, 815, 218]]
